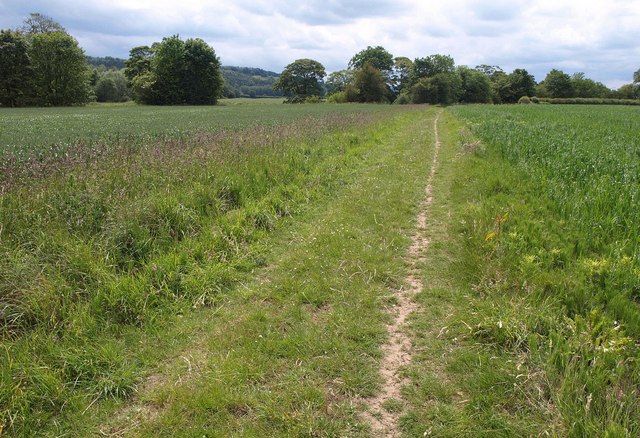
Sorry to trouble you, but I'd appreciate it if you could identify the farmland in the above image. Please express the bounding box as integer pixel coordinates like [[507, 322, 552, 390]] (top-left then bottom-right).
[[0, 101, 394, 159], [1, 102, 639, 436], [404, 104, 639, 436]]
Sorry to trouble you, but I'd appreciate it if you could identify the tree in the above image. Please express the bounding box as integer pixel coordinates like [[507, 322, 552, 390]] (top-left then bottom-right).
[[182, 38, 223, 104], [29, 31, 92, 106], [413, 54, 456, 81], [126, 36, 224, 105], [615, 83, 640, 99], [488, 71, 509, 103], [125, 46, 154, 82], [348, 63, 388, 102], [475, 64, 503, 77], [458, 66, 492, 103], [19, 12, 66, 35], [633, 69, 640, 84], [348, 46, 394, 73], [326, 69, 354, 95], [497, 69, 536, 103], [475, 65, 506, 103], [273, 58, 326, 103], [0, 30, 33, 107], [151, 35, 186, 104], [391, 56, 413, 95], [570, 73, 610, 98], [94, 69, 130, 102], [540, 69, 573, 98], [410, 73, 461, 105]]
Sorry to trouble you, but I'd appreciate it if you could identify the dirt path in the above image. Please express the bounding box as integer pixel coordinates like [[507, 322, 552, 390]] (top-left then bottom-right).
[[362, 111, 442, 437]]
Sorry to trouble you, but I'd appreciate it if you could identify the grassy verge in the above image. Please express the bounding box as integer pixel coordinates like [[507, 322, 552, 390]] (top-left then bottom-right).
[[1, 106, 437, 436], [402, 106, 639, 436]]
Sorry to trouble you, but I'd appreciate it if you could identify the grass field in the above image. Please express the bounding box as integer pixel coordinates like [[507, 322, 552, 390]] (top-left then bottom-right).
[[0, 101, 424, 435], [0, 101, 390, 160], [1, 101, 638, 436]]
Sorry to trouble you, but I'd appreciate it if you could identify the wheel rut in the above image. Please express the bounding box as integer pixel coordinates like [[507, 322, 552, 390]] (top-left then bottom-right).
[[362, 111, 442, 437]]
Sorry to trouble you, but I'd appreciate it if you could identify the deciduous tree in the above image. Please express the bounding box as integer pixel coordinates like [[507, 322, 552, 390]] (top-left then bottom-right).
[[348, 63, 388, 102], [410, 73, 461, 104], [497, 68, 536, 103], [391, 56, 413, 95], [570, 72, 611, 98], [458, 66, 492, 103], [326, 69, 354, 95], [124, 46, 154, 82], [274, 58, 326, 103], [94, 69, 130, 102], [126, 36, 223, 105], [540, 69, 574, 98], [183, 38, 224, 104], [413, 54, 456, 80], [0, 30, 33, 107], [152, 35, 186, 104], [348, 46, 393, 73], [29, 31, 92, 106], [20, 12, 66, 35]]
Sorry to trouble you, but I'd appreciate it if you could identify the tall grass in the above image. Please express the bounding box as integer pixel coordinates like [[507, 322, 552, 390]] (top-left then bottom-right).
[[0, 107, 414, 435], [449, 105, 639, 435]]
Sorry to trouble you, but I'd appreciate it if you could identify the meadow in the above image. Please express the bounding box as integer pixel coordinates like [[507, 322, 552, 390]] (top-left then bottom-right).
[[1, 101, 639, 436], [0, 101, 424, 435]]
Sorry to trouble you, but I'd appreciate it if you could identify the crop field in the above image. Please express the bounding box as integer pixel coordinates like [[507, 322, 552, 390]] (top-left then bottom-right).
[[0, 101, 393, 160], [0, 102, 638, 436], [419, 104, 639, 436]]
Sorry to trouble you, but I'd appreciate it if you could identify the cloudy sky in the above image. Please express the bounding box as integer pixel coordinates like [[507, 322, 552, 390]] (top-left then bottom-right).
[[1, 0, 638, 88]]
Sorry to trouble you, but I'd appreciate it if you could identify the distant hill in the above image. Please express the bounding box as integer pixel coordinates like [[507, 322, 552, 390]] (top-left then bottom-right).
[[221, 66, 282, 98], [86, 56, 126, 69], [85, 57, 281, 98]]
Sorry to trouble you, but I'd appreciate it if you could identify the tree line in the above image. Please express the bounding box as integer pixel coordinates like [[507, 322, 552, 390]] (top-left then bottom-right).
[[0, 14, 93, 107], [1, 13, 639, 107], [276, 46, 640, 104], [0, 13, 225, 107]]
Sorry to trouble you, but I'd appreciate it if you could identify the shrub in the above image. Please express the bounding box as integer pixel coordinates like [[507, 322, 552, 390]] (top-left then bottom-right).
[[304, 95, 322, 103], [327, 91, 348, 103], [518, 96, 531, 104], [537, 97, 640, 105], [393, 93, 411, 105]]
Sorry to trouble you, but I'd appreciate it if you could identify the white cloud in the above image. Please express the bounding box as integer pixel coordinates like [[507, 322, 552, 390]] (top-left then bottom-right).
[[1, 0, 639, 86]]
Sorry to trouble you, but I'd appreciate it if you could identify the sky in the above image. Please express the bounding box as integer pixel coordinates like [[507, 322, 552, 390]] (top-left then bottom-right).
[[1, 0, 639, 88]]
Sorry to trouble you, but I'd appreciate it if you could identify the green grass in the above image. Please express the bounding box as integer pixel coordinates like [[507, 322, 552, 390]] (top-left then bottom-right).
[[0, 100, 394, 160], [401, 105, 639, 437], [3, 102, 638, 436], [0, 103, 434, 436]]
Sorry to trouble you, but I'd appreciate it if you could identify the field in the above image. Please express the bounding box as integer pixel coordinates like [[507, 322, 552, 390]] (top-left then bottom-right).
[[0, 100, 389, 159], [1, 101, 638, 436]]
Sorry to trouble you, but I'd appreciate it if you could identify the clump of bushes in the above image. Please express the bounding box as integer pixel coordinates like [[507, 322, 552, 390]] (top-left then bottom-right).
[[304, 95, 323, 103], [537, 97, 640, 105], [326, 92, 348, 103]]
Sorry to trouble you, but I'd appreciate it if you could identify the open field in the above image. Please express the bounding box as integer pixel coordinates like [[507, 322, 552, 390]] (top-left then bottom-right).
[[0, 101, 390, 160], [1, 102, 638, 436], [403, 104, 639, 436]]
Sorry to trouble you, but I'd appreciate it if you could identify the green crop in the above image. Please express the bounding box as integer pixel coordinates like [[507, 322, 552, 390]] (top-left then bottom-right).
[[447, 104, 640, 436]]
